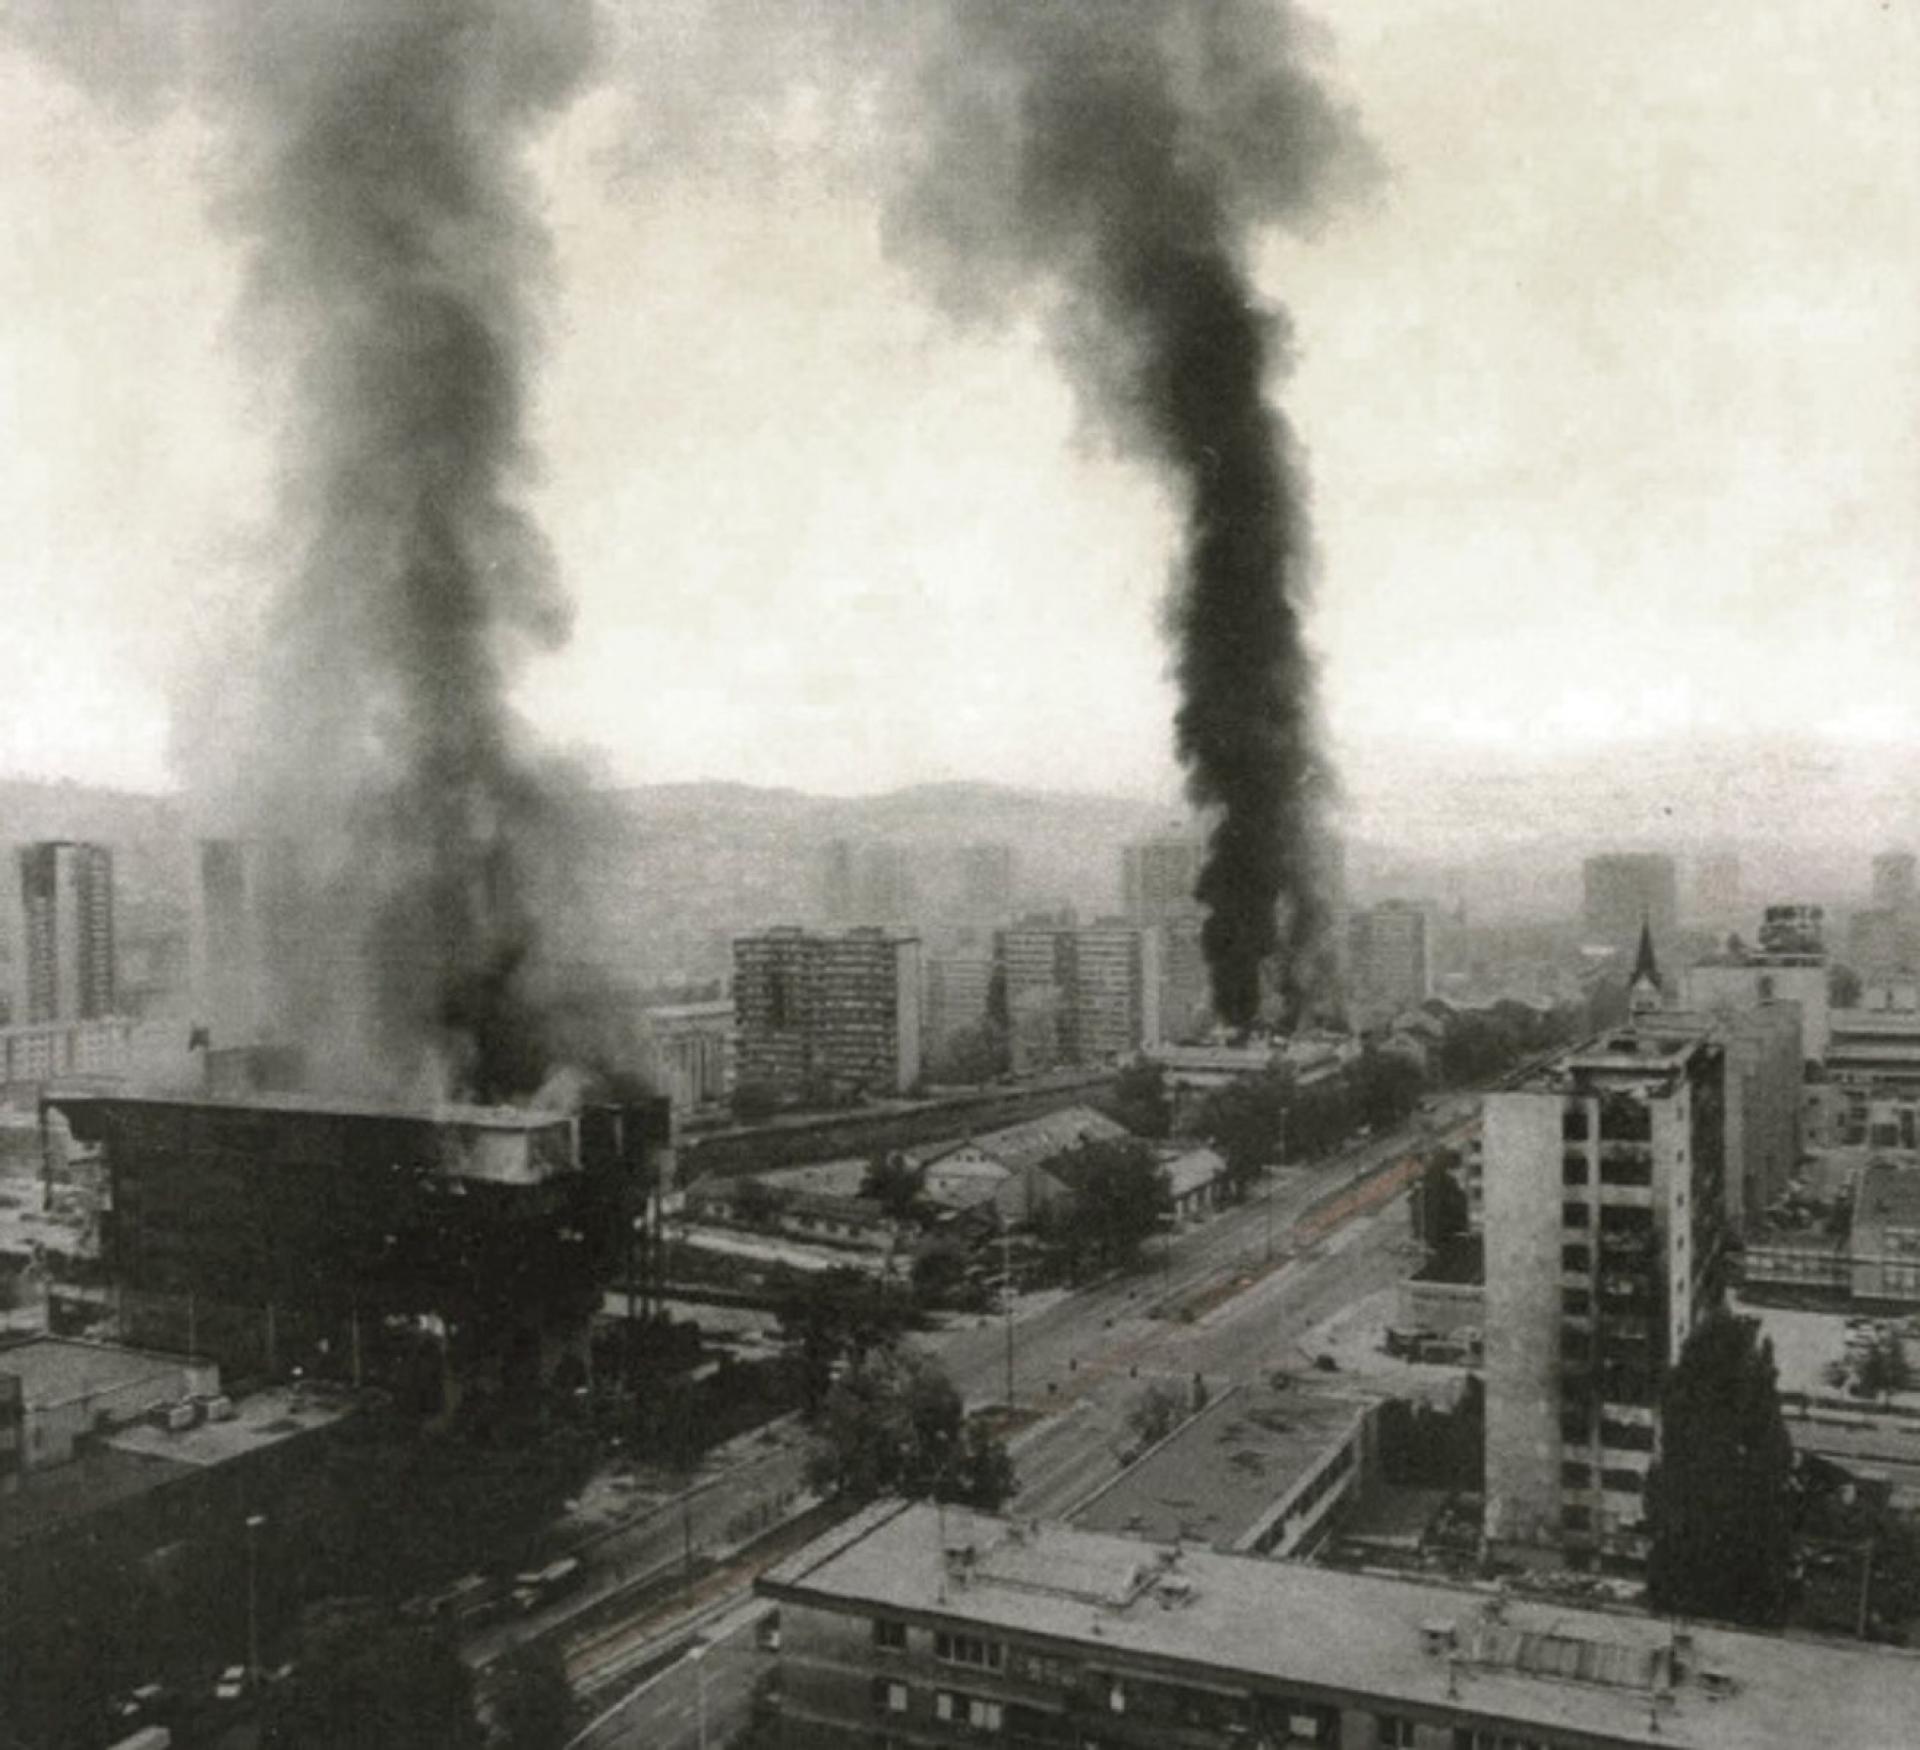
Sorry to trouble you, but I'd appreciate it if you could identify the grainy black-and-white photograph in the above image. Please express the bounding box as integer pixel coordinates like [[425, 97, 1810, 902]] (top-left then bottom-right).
[[1, 3, 1917, 1746]]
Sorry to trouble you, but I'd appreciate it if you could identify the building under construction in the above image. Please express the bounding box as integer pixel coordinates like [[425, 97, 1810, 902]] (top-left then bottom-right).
[[41, 1087, 671, 1402]]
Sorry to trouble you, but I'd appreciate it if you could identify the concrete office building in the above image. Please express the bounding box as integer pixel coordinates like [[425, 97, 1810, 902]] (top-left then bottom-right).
[[759, 1499, 1920, 1750], [1348, 900, 1433, 1026], [995, 923, 1161, 1073], [734, 927, 923, 1103], [12, 842, 115, 1026], [1580, 853, 1677, 962], [44, 1087, 669, 1392], [1482, 1030, 1726, 1570], [1158, 915, 1211, 1043], [1681, 903, 1830, 1060]]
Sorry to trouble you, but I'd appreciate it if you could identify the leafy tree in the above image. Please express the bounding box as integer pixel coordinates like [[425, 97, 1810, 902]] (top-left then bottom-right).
[[491, 1642, 573, 1750], [1354, 1045, 1426, 1130], [1104, 1060, 1172, 1140], [1127, 1380, 1187, 1449], [1645, 1311, 1794, 1627], [729, 1079, 782, 1123], [1438, 1013, 1522, 1087], [910, 1241, 969, 1308], [1196, 1073, 1289, 1199], [778, 1267, 914, 1415], [1050, 1139, 1171, 1272], [806, 1348, 1013, 1509], [1857, 1331, 1913, 1404], [862, 1152, 924, 1219], [731, 1176, 785, 1227], [927, 1020, 1011, 1085], [262, 1611, 479, 1749]]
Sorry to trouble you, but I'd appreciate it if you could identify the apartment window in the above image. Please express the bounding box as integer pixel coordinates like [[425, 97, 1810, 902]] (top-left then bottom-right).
[[1561, 1460, 1593, 1488], [873, 1618, 908, 1652], [1561, 1153, 1589, 1186], [1562, 1505, 1592, 1532], [935, 1692, 1003, 1732], [934, 1633, 1004, 1672], [1601, 1204, 1653, 1234], [1377, 1717, 1418, 1749], [1602, 1468, 1645, 1494], [1562, 1244, 1591, 1273], [1562, 1201, 1591, 1228], [1600, 1151, 1653, 1188], [1600, 1418, 1655, 1452], [1562, 1288, 1590, 1316], [871, 1678, 910, 1715], [1561, 1108, 1590, 1141]]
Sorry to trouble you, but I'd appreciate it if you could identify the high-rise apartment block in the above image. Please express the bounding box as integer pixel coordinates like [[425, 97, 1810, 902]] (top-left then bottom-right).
[[1347, 900, 1432, 1025], [12, 842, 115, 1025], [1483, 1030, 1725, 1570], [1580, 853, 1677, 961], [1872, 850, 1917, 914], [733, 928, 923, 1103], [957, 843, 1015, 922], [1121, 834, 1203, 925], [996, 923, 1161, 1073], [822, 841, 919, 925]]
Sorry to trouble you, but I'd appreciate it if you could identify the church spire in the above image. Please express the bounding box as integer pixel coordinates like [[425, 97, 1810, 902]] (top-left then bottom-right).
[[1629, 914, 1663, 1015]]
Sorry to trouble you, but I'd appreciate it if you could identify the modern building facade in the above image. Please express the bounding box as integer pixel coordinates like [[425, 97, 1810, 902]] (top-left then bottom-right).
[[42, 1088, 670, 1393], [734, 928, 924, 1103], [12, 842, 115, 1025], [995, 924, 1160, 1073], [1348, 900, 1433, 1026], [757, 1500, 1920, 1750], [1580, 853, 1677, 961], [1482, 1030, 1726, 1571]]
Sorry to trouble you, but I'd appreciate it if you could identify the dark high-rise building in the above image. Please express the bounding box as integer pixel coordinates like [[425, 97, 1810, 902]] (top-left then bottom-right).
[[44, 1087, 672, 1391], [1580, 852, 1678, 961], [14, 841, 115, 1024]]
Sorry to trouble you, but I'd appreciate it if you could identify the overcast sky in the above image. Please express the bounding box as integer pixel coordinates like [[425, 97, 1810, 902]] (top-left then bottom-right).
[[0, 0, 1915, 802]]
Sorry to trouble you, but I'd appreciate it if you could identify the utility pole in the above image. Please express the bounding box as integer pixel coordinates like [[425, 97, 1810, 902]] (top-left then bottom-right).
[[1001, 1212, 1015, 1408], [245, 1513, 267, 1689], [1858, 1533, 1876, 1640]]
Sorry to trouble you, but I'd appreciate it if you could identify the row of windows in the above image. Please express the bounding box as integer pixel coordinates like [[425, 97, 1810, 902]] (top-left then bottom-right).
[[1561, 1461, 1647, 1493], [1562, 1152, 1654, 1188]]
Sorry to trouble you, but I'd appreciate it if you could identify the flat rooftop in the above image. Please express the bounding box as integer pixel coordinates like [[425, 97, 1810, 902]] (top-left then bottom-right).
[[0, 1337, 188, 1409], [1072, 1382, 1372, 1551], [105, 1383, 352, 1468], [41, 1086, 573, 1132], [762, 1501, 1920, 1750]]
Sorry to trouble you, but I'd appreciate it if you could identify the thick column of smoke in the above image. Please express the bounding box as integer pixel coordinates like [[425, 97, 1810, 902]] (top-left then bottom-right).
[[12, 1, 606, 1100], [885, 0, 1364, 1028]]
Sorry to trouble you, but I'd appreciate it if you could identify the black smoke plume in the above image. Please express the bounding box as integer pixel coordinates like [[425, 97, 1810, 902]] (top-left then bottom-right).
[[886, 0, 1365, 1026], [12, 1, 613, 1099]]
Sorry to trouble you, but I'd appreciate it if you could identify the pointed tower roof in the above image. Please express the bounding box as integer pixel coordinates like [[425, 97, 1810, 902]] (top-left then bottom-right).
[[1628, 916, 1663, 1017]]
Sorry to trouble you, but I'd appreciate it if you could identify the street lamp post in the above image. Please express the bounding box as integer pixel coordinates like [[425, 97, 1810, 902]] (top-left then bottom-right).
[[245, 1513, 267, 1689], [1001, 1213, 1015, 1408]]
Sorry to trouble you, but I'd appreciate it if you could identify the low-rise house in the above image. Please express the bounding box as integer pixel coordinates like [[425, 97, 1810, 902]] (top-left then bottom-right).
[[1160, 1146, 1227, 1222]]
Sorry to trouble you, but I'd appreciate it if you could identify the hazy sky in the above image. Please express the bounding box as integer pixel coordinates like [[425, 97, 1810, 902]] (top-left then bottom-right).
[[1, 0, 1915, 801]]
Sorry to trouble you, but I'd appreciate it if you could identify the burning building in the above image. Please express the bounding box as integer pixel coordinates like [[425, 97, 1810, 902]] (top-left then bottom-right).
[[42, 1087, 670, 1406]]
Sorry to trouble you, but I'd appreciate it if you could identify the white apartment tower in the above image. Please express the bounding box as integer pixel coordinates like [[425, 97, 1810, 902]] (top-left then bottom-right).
[[1482, 1029, 1726, 1572]]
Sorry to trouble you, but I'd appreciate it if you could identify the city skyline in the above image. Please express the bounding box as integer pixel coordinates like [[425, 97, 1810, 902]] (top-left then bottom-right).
[[0, 1, 1915, 804]]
